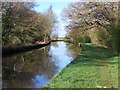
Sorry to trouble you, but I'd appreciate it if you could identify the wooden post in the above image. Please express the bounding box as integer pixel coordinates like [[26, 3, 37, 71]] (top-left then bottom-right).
[[78, 43, 82, 47]]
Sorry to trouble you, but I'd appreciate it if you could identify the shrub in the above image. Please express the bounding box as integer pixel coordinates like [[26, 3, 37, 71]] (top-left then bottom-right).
[[72, 34, 91, 43]]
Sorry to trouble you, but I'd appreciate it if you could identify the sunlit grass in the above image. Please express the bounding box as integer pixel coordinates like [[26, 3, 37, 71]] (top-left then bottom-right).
[[44, 43, 118, 88]]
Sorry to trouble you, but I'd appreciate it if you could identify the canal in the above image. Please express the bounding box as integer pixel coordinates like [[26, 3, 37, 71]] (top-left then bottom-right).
[[2, 41, 81, 88]]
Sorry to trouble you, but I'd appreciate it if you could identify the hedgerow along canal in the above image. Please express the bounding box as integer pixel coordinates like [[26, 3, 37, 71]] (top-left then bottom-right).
[[2, 41, 81, 88]]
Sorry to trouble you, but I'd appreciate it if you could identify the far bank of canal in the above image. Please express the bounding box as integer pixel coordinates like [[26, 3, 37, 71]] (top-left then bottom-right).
[[44, 43, 118, 88]]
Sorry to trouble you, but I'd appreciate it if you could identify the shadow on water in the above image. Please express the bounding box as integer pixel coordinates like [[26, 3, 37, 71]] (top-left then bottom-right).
[[2, 42, 51, 58], [2, 41, 81, 88]]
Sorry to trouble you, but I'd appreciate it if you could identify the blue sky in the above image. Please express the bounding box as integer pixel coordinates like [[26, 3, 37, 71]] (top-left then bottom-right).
[[34, 2, 70, 14], [34, 1, 71, 37]]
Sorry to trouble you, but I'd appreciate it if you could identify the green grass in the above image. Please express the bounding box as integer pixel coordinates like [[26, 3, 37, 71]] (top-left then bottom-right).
[[44, 43, 118, 88]]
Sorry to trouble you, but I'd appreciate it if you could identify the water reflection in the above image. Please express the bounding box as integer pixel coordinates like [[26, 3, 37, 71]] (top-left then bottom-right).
[[50, 42, 73, 72], [2, 42, 81, 88], [32, 75, 49, 88]]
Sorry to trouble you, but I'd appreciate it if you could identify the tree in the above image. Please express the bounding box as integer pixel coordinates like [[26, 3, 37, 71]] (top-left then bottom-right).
[[42, 5, 58, 42], [62, 2, 120, 53], [2, 2, 36, 46], [2, 2, 58, 47]]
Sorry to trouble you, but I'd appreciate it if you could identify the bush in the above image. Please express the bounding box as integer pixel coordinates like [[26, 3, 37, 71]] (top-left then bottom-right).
[[83, 35, 91, 43], [72, 34, 91, 43]]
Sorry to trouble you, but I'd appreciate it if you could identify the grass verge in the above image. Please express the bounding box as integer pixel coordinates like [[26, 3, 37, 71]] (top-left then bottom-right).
[[43, 43, 118, 88]]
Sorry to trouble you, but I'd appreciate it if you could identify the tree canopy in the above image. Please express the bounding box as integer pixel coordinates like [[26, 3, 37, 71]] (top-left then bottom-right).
[[2, 2, 57, 47], [62, 2, 120, 53]]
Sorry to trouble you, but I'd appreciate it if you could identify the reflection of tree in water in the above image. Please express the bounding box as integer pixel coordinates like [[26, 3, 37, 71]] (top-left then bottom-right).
[[2, 46, 56, 88], [51, 42, 58, 47], [66, 44, 82, 58], [2, 43, 81, 88]]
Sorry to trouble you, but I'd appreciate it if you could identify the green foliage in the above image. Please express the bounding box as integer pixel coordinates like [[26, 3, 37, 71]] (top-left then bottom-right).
[[72, 35, 91, 43], [62, 2, 119, 53], [51, 34, 58, 40], [111, 26, 120, 53], [2, 2, 57, 47], [96, 27, 111, 46]]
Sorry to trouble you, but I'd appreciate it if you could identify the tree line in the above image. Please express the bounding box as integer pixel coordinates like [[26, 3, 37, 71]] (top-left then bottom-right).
[[62, 2, 120, 53], [2, 2, 57, 48]]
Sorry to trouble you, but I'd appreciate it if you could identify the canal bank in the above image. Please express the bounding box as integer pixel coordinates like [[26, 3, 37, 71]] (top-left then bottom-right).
[[2, 40, 66, 58], [44, 43, 118, 88]]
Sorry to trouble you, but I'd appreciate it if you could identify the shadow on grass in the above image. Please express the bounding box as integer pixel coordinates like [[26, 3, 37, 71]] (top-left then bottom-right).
[[70, 44, 118, 67]]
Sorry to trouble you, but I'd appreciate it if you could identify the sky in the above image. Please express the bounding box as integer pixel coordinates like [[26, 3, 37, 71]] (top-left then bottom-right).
[[34, 1, 71, 37]]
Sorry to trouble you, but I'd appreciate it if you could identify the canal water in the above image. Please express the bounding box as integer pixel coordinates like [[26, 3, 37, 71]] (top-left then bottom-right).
[[2, 42, 81, 88]]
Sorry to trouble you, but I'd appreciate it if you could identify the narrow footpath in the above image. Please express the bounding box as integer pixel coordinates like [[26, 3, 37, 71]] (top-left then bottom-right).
[[44, 43, 118, 88]]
